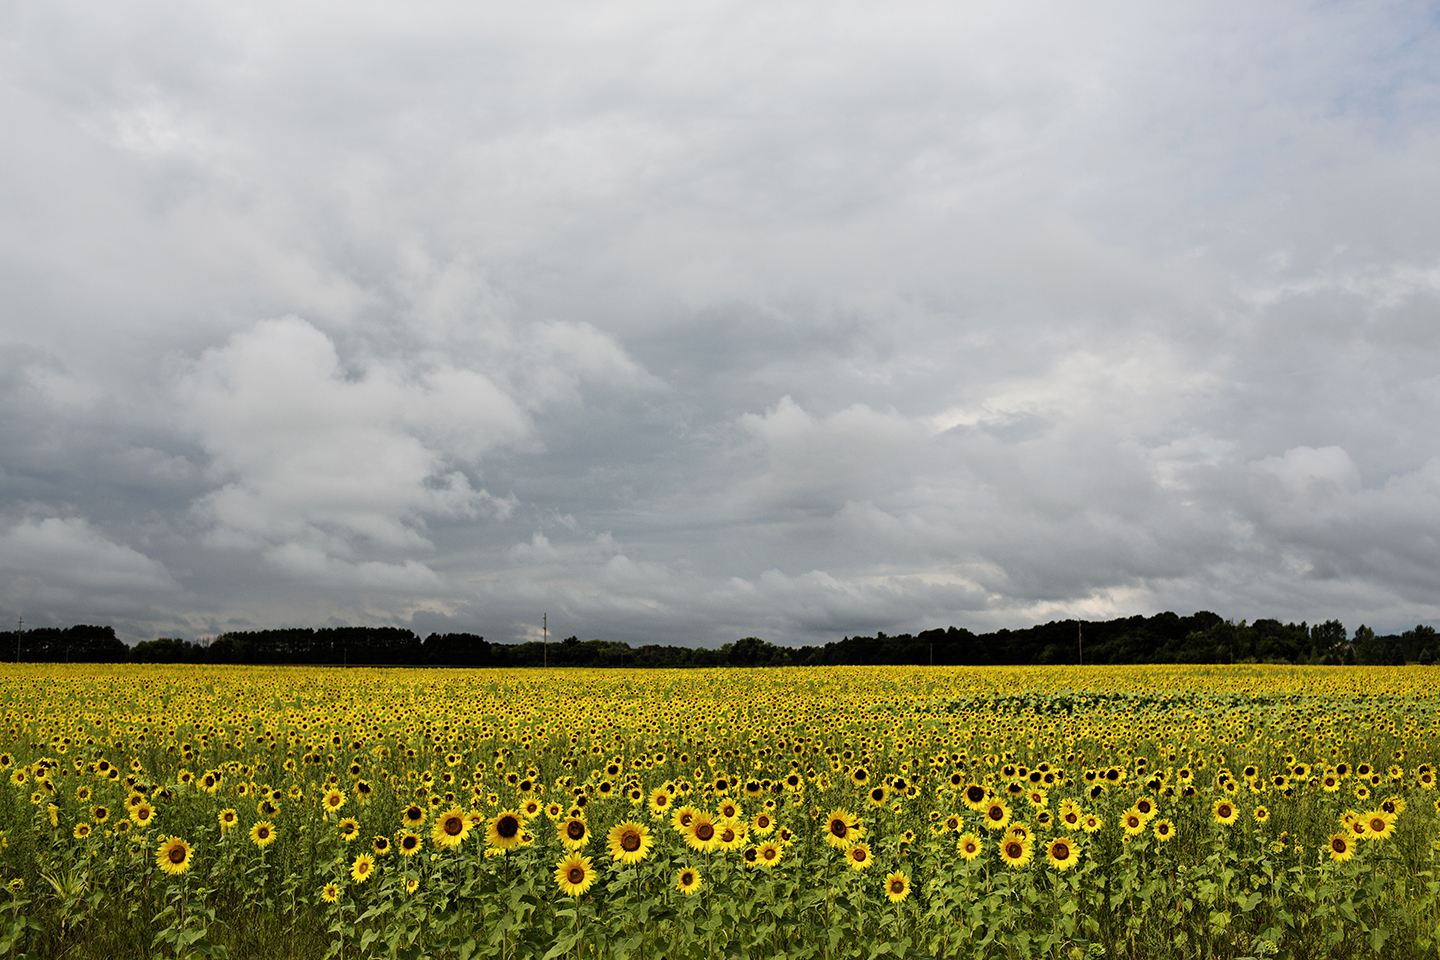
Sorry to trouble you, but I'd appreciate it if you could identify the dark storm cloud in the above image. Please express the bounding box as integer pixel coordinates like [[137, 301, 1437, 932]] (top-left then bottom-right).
[[3, 1, 1440, 645]]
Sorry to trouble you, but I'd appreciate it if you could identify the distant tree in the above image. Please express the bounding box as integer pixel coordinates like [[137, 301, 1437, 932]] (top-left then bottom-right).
[[1353, 625, 1381, 665]]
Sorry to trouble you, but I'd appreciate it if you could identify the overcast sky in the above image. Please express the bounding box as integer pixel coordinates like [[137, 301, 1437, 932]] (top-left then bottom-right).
[[3, 2, 1440, 647]]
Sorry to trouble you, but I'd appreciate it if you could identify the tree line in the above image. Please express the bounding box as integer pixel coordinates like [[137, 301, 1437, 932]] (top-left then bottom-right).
[[0, 613, 1434, 667]]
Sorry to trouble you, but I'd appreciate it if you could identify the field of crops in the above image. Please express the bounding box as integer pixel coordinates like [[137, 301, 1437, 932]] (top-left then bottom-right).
[[0, 663, 1437, 959]]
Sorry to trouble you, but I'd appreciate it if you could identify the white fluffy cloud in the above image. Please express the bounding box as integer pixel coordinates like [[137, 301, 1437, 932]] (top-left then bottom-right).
[[0, 518, 177, 614], [177, 316, 522, 561]]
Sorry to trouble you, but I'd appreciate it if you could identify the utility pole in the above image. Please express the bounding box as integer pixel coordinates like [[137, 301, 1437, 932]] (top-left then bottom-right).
[[1077, 620, 1083, 667], [542, 613, 547, 668], [14, 617, 20, 664]]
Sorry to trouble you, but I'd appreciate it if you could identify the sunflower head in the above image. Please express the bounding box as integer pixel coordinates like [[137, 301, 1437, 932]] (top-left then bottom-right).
[[350, 853, 374, 884], [554, 854, 596, 897], [607, 821, 652, 864], [431, 807, 470, 849], [675, 867, 702, 895], [155, 836, 193, 876], [487, 810, 524, 851]]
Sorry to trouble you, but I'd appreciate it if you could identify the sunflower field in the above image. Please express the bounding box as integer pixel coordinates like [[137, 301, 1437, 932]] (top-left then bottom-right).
[[0, 663, 1438, 959]]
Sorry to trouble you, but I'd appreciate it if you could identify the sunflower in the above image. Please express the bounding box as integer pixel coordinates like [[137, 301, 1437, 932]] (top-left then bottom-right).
[[1153, 819, 1175, 841], [92, 806, 109, 824], [823, 808, 862, 849], [1046, 837, 1080, 871], [132, 804, 155, 828], [431, 807, 470, 849], [350, 853, 375, 884], [217, 808, 239, 833], [487, 810, 524, 851], [404, 878, 419, 894], [402, 804, 427, 828], [846, 841, 874, 871], [649, 788, 673, 818], [756, 840, 783, 867], [675, 866, 703, 895], [373, 836, 392, 855], [322, 789, 346, 814], [1121, 810, 1145, 836], [961, 783, 988, 810], [1328, 832, 1354, 862], [155, 836, 193, 876], [321, 882, 340, 903], [337, 818, 359, 841], [999, 836, 1033, 869], [520, 798, 542, 820], [250, 821, 277, 848], [716, 822, 747, 851], [396, 830, 422, 856], [717, 799, 743, 823], [956, 832, 983, 861], [1363, 810, 1397, 841], [607, 821, 652, 864], [671, 804, 699, 835], [546, 849, 596, 897], [752, 811, 775, 835], [561, 816, 592, 851], [684, 812, 720, 853], [73, 823, 92, 840], [1211, 800, 1239, 826], [883, 871, 910, 903], [982, 800, 1011, 831], [1253, 806, 1270, 824]]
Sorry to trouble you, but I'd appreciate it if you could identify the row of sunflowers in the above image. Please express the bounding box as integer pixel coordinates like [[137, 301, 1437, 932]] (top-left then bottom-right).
[[0, 662, 1437, 958]]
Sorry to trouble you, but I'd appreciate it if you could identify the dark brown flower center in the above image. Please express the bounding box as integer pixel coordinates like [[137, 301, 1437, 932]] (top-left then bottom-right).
[[890, 879, 904, 893], [1006, 843, 1022, 858], [168, 846, 186, 863], [497, 815, 519, 838], [567, 821, 586, 840], [695, 823, 714, 841], [1053, 842, 1070, 859], [444, 817, 463, 836], [621, 832, 640, 852], [568, 867, 584, 883], [829, 820, 847, 838]]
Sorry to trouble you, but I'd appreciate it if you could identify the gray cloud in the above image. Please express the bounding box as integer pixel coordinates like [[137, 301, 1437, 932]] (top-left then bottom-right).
[[3, 1, 1440, 645]]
